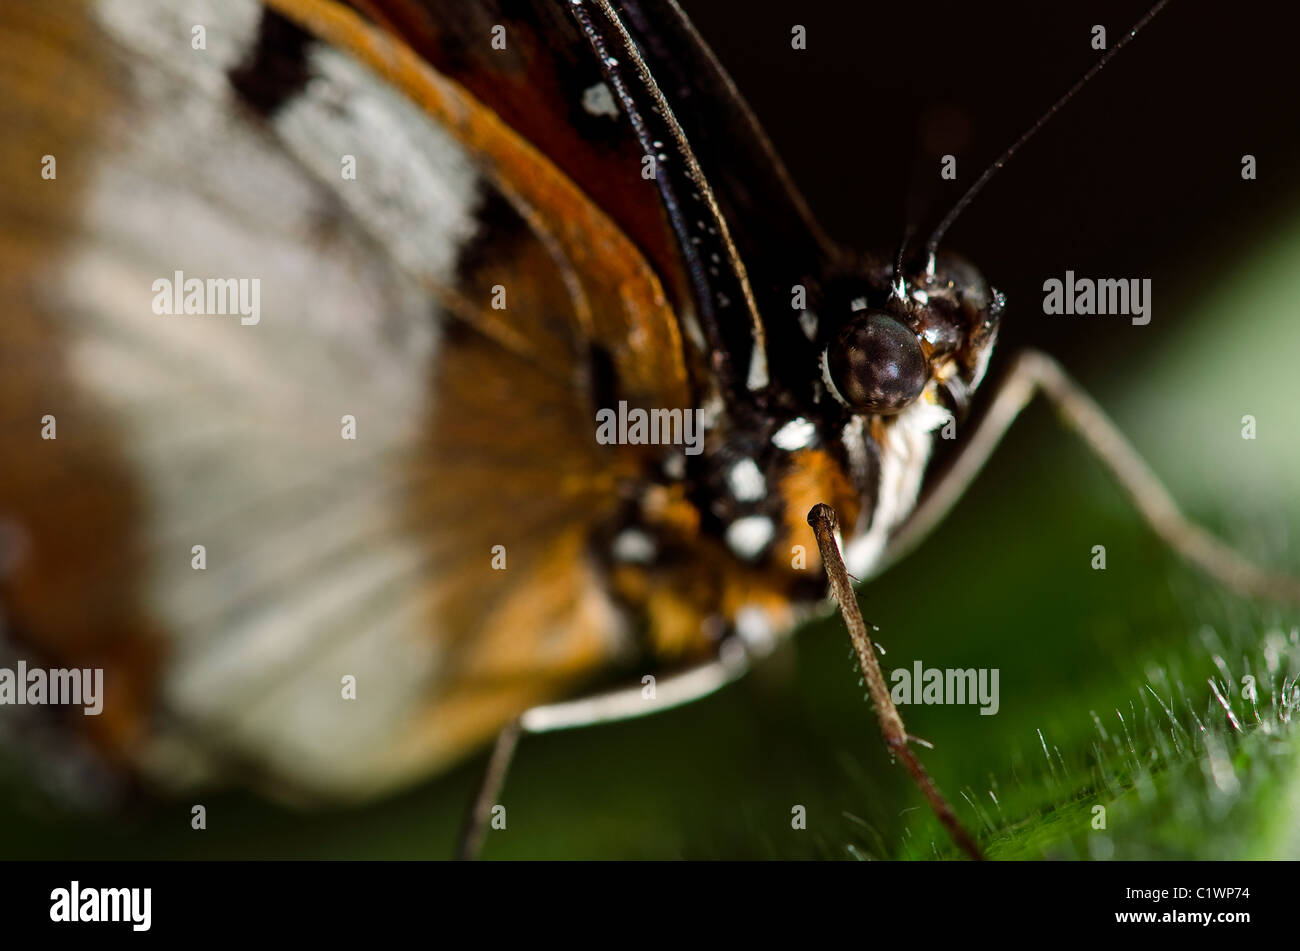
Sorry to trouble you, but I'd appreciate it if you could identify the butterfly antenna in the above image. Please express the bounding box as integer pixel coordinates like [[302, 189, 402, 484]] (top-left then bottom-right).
[[924, 0, 1173, 275]]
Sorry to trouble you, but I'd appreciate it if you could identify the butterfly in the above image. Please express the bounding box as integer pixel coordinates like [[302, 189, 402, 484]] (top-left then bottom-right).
[[2, 0, 875, 802], [1, 0, 1294, 858]]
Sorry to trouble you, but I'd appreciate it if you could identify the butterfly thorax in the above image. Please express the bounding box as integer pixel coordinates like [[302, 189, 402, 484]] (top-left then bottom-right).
[[599, 251, 1003, 663]]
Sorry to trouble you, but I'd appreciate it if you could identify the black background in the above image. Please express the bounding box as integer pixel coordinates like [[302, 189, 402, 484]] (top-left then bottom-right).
[[677, 0, 1300, 376], [0, 859, 1275, 937]]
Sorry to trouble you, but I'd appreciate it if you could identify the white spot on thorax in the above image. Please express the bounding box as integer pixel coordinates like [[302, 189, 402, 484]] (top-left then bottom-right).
[[727, 458, 766, 502], [726, 516, 775, 561], [772, 417, 816, 451]]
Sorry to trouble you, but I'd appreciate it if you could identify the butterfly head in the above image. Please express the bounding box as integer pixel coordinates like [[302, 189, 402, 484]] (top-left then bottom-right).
[[820, 252, 1003, 420]]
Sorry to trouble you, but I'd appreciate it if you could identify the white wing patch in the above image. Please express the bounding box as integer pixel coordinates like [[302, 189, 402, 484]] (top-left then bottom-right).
[[55, 0, 484, 796]]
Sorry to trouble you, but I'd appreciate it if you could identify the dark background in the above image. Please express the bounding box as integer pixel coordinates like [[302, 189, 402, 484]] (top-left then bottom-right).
[[678, 0, 1300, 377]]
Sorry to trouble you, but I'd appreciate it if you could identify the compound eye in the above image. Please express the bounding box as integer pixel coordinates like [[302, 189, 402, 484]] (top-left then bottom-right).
[[825, 311, 929, 414]]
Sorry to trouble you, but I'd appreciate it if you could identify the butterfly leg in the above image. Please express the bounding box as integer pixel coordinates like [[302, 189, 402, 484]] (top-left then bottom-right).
[[879, 349, 1300, 602], [454, 642, 750, 859], [455, 718, 523, 862]]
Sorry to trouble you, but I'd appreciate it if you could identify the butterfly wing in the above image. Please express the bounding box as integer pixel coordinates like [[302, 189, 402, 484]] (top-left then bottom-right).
[[361, 0, 841, 399], [613, 1, 840, 319], [0, 0, 696, 800]]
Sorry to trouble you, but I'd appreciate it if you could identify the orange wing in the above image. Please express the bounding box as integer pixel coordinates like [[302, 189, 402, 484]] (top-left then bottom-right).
[[0, 0, 695, 801]]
